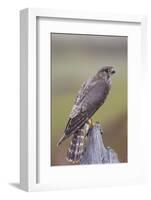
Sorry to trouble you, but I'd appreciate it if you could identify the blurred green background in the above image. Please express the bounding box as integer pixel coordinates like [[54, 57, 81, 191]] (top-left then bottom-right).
[[51, 33, 127, 166]]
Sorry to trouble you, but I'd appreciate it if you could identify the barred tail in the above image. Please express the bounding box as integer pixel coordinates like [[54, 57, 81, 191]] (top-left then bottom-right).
[[66, 129, 85, 163]]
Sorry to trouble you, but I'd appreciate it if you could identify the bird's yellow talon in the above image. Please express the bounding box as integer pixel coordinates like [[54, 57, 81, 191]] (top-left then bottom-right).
[[88, 118, 94, 128]]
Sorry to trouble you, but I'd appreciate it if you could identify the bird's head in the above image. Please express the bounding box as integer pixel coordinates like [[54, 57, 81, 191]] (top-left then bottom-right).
[[96, 66, 116, 80]]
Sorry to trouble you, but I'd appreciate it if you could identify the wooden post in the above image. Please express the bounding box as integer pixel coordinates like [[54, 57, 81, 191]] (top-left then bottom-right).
[[80, 122, 119, 164]]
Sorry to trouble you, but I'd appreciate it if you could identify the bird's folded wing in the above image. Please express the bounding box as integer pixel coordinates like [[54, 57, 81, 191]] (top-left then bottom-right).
[[64, 79, 109, 136], [74, 78, 91, 105]]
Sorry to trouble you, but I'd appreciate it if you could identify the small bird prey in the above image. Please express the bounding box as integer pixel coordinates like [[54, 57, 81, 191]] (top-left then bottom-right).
[[57, 66, 116, 163]]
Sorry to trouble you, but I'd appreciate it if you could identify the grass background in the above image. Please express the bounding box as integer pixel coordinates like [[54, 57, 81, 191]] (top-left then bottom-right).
[[51, 33, 127, 166]]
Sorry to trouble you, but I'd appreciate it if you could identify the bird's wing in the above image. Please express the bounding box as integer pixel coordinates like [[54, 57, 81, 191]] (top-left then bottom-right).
[[64, 79, 110, 136], [74, 78, 91, 105], [69, 78, 91, 119]]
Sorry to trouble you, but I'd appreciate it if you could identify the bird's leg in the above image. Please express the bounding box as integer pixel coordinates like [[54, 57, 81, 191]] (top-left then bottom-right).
[[84, 118, 95, 138]]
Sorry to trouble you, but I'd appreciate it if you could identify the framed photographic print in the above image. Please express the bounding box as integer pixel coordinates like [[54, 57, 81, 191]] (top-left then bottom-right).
[[20, 8, 147, 191]]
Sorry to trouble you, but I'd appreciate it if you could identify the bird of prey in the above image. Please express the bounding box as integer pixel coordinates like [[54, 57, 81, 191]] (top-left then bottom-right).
[[57, 66, 116, 163]]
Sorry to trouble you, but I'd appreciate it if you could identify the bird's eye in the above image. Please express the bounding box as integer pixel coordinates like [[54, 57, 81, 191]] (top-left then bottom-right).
[[104, 69, 109, 73]]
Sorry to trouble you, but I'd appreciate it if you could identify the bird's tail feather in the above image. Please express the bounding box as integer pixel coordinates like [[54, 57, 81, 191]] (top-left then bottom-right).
[[66, 129, 85, 163]]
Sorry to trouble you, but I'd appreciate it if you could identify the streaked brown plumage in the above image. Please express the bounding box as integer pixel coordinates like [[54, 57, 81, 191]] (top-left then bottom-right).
[[57, 66, 116, 163]]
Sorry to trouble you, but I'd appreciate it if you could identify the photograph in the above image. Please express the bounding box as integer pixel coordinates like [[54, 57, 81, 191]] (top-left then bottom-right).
[[51, 33, 127, 166], [19, 8, 147, 192]]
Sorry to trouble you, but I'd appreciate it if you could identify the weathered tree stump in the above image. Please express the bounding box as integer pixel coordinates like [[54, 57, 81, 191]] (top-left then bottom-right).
[[80, 122, 119, 164]]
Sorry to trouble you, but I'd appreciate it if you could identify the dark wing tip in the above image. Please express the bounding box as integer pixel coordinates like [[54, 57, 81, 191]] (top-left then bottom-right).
[[64, 112, 89, 136], [57, 134, 68, 147]]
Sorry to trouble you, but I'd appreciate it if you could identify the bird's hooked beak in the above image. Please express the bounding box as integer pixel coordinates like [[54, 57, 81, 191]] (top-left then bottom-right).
[[111, 68, 116, 75]]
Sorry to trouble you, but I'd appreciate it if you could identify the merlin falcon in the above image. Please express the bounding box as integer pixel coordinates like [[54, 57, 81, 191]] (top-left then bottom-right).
[[57, 66, 116, 163]]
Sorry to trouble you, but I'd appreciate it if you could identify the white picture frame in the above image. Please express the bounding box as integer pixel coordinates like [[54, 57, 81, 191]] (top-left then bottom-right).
[[20, 8, 147, 191]]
